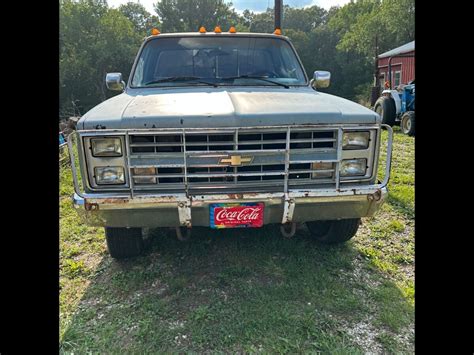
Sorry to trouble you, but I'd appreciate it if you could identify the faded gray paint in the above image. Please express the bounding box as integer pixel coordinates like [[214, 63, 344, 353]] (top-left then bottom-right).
[[80, 87, 379, 130]]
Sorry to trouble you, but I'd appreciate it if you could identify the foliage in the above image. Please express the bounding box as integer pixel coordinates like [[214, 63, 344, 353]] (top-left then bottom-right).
[[155, 0, 241, 33], [332, 0, 415, 57], [118, 2, 160, 35], [60, 0, 145, 115]]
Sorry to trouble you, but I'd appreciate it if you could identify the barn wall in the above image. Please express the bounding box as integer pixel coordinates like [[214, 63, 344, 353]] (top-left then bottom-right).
[[378, 50, 415, 86]]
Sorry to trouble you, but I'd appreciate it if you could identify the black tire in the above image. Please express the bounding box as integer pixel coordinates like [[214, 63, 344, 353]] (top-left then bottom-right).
[[105, 227, 144, 259], [306, 218, 360, 244], [374, 96, 396, 126], [401, 111, 415, 136]]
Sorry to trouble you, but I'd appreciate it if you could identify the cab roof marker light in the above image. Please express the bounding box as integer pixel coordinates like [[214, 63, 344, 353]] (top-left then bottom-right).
[[214, 25, 222, 33], [229, 26, 236, 33], [151, 28, 160, 35], [273, 28, 282, 35], [199, 26, 206, 33]]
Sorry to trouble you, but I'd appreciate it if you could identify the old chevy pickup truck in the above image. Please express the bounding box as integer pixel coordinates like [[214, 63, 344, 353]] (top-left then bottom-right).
[[68, 29, 393, 259]]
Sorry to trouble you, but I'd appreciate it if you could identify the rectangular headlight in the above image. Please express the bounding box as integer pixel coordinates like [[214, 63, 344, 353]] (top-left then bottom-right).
[[91, 137, 122, 157], [94, 166, 125, 185], [132, 167, 157, 184], [340, 158, 367, 177], [342, 131, 370, 150]]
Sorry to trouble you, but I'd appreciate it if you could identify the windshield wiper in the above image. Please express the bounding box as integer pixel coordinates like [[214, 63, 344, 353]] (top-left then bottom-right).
[[220, 75, 290, 89], [144, 76, 218, 87]]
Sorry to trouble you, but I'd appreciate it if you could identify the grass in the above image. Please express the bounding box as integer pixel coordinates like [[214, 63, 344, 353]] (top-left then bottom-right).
[[59, 126, 414, 353]]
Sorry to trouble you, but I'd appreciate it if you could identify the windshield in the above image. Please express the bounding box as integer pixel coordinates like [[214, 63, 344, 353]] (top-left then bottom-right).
[[130, 36, 307, 88]]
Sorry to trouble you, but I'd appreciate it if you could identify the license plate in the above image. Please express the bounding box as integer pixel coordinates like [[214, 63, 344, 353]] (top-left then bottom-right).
[[210, 203, 264, 228]]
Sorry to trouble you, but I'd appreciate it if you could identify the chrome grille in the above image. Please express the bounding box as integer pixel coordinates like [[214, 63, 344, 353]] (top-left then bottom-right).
[[127, 127, 340, 193], [130, 130, 336, 154]]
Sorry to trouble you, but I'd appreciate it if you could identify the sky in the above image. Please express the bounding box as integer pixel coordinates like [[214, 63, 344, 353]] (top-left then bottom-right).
[[107, 0, 351, 15]]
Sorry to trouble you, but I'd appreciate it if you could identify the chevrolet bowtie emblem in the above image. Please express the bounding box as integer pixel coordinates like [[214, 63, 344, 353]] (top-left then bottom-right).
[[219, 155, 254, 166]]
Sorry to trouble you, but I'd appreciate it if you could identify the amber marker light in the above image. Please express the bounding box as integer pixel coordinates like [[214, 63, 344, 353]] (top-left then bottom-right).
[[199, 26, 206, 33], [273, 28, 282, 35], [229, 26, 236, 33], [214, 25, 222, 33], [151, 28, 160, 35]]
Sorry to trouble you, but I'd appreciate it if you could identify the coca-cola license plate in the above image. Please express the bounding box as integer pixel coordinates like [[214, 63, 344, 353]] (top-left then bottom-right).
[[210, 203, 264, 228]]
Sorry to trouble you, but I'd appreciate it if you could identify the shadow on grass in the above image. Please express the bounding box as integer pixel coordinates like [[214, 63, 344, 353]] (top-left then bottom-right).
[[60, 225, 414, 353], [387, 193, 414, 219]]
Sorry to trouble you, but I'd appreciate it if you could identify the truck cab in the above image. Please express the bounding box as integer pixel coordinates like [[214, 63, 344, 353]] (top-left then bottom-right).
[[68, 29, 393, 258]]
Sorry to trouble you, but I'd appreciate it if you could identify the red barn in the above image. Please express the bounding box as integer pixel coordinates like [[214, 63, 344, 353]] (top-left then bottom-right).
[[377, 41, 415, 89]]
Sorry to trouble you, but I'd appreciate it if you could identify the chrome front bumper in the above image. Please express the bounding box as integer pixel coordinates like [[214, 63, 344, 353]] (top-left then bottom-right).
[[72, 186, 387, 227]]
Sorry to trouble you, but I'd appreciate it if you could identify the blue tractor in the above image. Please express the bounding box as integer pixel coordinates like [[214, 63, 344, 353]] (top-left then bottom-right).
[[374, 80, 415, 136]]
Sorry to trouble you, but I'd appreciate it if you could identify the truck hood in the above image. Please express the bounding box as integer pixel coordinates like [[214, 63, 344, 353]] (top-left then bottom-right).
[[80, 87, 379, 130]]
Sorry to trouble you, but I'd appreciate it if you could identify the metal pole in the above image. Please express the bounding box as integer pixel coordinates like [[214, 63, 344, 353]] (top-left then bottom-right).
[[275, 0, 282, 30], [374, 35, 378, 85]]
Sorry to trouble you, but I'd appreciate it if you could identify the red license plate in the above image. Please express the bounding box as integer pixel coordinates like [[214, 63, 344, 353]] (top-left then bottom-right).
[[210, 203, 264, 228]]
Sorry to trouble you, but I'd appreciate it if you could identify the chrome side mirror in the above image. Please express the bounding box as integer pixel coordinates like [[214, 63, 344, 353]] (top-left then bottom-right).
[[106, 72, 125, 91], [311, 70, 331, 89]]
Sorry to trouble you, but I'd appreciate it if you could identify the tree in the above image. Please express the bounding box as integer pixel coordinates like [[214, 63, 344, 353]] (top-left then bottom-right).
[[60, 0, 142, 115], [155, 0, 240, 33], [283, 5, 327, 33], [248, 8, 274, 33], [118, 2, 160, 35], [331, 0, 415, 57]]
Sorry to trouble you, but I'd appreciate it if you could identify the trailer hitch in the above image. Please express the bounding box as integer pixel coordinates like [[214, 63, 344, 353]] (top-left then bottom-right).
[[280, 222, 297, 238], [175, 226, 191, 241]]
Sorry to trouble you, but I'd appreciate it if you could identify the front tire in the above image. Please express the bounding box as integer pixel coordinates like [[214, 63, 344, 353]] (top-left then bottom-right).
[[306, 219, 360, 244], [401, 111, 415, 136], [374, 96, 396, 126], [105, 227, 144, 259]]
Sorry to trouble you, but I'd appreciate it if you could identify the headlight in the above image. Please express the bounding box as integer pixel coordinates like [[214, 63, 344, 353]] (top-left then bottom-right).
[[94, 166, 125, 185], [342, 131, 370, 150], [311, 162, 333, 179], [340, 159, 367, 177], [132, 167, 157, 184], [91, 137, 122, 157]]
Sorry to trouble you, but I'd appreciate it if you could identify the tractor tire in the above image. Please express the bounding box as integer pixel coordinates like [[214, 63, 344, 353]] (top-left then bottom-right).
[[374, 96, 396, 126], [105, 227, 144, 259], [401, 111, 415, 136], [306, 218, 360, 244]]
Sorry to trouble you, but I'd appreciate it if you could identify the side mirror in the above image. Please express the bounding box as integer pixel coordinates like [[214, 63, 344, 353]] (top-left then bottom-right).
[[106, 72, 125, 91], [311, 70, 331, 89]]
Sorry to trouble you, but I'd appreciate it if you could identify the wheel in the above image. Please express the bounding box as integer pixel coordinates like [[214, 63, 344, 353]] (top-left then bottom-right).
[[306, 218, 360, 244], [374, 96, 396, 126], [401, 111, 415, 136], [105, 227, 144, 259]]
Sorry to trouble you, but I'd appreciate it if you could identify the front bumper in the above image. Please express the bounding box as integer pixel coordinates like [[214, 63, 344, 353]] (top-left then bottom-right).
[[68, 124, 393, 228], [73, 186, 387, 227]]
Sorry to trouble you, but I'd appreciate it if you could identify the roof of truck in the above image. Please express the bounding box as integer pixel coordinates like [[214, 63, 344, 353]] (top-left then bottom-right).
[[143, 32, 289, 40]]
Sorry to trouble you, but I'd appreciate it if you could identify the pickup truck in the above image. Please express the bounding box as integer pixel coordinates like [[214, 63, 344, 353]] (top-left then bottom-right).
[[68, 29, 393, 259]]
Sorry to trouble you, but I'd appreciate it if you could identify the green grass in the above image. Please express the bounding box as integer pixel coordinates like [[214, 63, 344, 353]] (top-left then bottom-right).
[[59, 128, 414, 353]]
